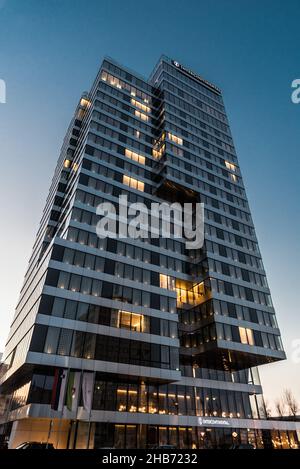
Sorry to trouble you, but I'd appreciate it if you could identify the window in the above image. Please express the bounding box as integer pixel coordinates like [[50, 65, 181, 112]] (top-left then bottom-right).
[[123, 175, 144, 192], [239, 327, 254, 345], [91, 279, 102, 297], [83, 333, 96, 359], [80, 97, 91, 108], [101, 72, 122, 89], [71, 330, 85, 357], [57, 271, 69, 289], [167, 132, 183, 146], [152, 144, 165, 159], [64, 300, 77, 319], [117, 311, 144, 332], [69, 274, 81, 292], [125, 148, 145, 165], [44, 327, 60, 354], [131, 98, 150, 113], [159, 274, 175, 290], [63, 159, 71, 168], [81, 277, 92, 295], [52, 297, 65, 317], [224, 160, 236, 171], [134, 110, 149, 122], [57, 329, 72, 356], [245, 287, 254, 302]]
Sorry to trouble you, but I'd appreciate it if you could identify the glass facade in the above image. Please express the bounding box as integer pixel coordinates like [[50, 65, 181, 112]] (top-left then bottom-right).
[[0, 56, 298, 449]]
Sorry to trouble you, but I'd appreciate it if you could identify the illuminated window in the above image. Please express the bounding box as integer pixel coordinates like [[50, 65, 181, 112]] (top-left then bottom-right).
[[125, 148, 145, 165], [117, 310, 144, 332], [131, 98, 151, 113], [100, 71, 122, 89], [72, 162, 79, 172], [123, 175, 144, 192], [239, 327, 254, 345], [176, 281, 210, 307], [101, 71, 150, 102], [168, 132, 183, 146], [63, 159, 71, 168], [225, 160, 236, 171], [117, 388, 127, 412], [80, 97, 91, 108], [134, 109, 149, 122], [101, 71, 107, 81], [160, 274, 175, 291], [230, 173, 237, 182], [152, 144, 165, 159]]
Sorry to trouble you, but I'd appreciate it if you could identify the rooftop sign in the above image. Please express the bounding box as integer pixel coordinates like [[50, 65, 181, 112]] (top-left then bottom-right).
[[172, 60, 221, 95]]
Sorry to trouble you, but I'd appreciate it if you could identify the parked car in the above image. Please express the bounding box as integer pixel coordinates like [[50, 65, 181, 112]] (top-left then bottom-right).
[[15, 442, 55, 449]]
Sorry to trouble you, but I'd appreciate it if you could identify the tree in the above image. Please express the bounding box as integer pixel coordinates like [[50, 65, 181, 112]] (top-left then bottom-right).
[[283, 389, 299, 417], [264, 398, 272, 418], [275, 398, 285, 417]]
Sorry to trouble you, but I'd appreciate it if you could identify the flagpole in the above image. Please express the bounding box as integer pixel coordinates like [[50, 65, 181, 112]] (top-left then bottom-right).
[[46, 419, 53, 448], [86, 414, 92, 449], [59, 368, 69, 448], [85, 371, 94, 449]]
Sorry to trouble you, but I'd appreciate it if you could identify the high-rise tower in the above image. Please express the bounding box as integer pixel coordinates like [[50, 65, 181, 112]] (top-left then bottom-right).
[[0, 56, 298, 449]]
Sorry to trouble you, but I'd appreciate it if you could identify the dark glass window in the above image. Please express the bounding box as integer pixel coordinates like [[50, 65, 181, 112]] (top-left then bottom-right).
[[150, 317, 160, 335], [38, 295, 54, 316], [224, 282, 234, 296], [30, 325, 48, 353], [241, 269, 250, 282], [227, 303, 237, 318], [219, 245, 227, 257], [150, 293, 160, 310], [245, 288, 254, 302], [45, 269, 59, 287], [52, 297, 65, 317]]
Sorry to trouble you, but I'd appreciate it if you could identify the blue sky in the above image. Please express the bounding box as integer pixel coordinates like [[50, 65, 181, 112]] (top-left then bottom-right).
[[0, 0, 299, 410]]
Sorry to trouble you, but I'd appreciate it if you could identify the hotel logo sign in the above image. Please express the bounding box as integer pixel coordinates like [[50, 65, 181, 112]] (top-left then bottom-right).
[[172, 60, 221, 95], [198, 417, 231, 427]]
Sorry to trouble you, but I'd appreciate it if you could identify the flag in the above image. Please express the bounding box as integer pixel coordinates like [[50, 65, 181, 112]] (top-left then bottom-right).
[[51, 368, 67, 411], [82, 372, 94, 413], [57, 369, 68, 412], [66, 371, 81, 411]]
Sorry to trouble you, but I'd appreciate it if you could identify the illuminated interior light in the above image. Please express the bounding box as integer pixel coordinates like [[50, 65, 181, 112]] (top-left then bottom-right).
[[134, 109, 149, 122], [131, 98, 151, 113], [64, 159, 71, 168], [123, 174, 144, 192], [168, 132, 183, 146], [125, 148, 145, 165], [225, 160, 236, 171]]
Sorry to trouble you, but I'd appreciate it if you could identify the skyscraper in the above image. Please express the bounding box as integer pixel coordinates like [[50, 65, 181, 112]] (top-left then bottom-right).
[[0, 56, 299, 449]]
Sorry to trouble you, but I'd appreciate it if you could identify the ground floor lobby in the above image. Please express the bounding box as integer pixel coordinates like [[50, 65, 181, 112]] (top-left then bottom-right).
[[2, 418, 300, 449]]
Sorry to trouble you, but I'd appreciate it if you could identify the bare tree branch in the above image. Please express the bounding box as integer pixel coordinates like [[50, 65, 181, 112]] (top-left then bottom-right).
[[264, 398, 272, 418], [275, 398, 285, 417], [283, 389, 299, 417]]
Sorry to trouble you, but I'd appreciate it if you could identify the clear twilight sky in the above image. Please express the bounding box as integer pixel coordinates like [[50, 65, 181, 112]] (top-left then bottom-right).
[[0, 0, 299, 412]]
